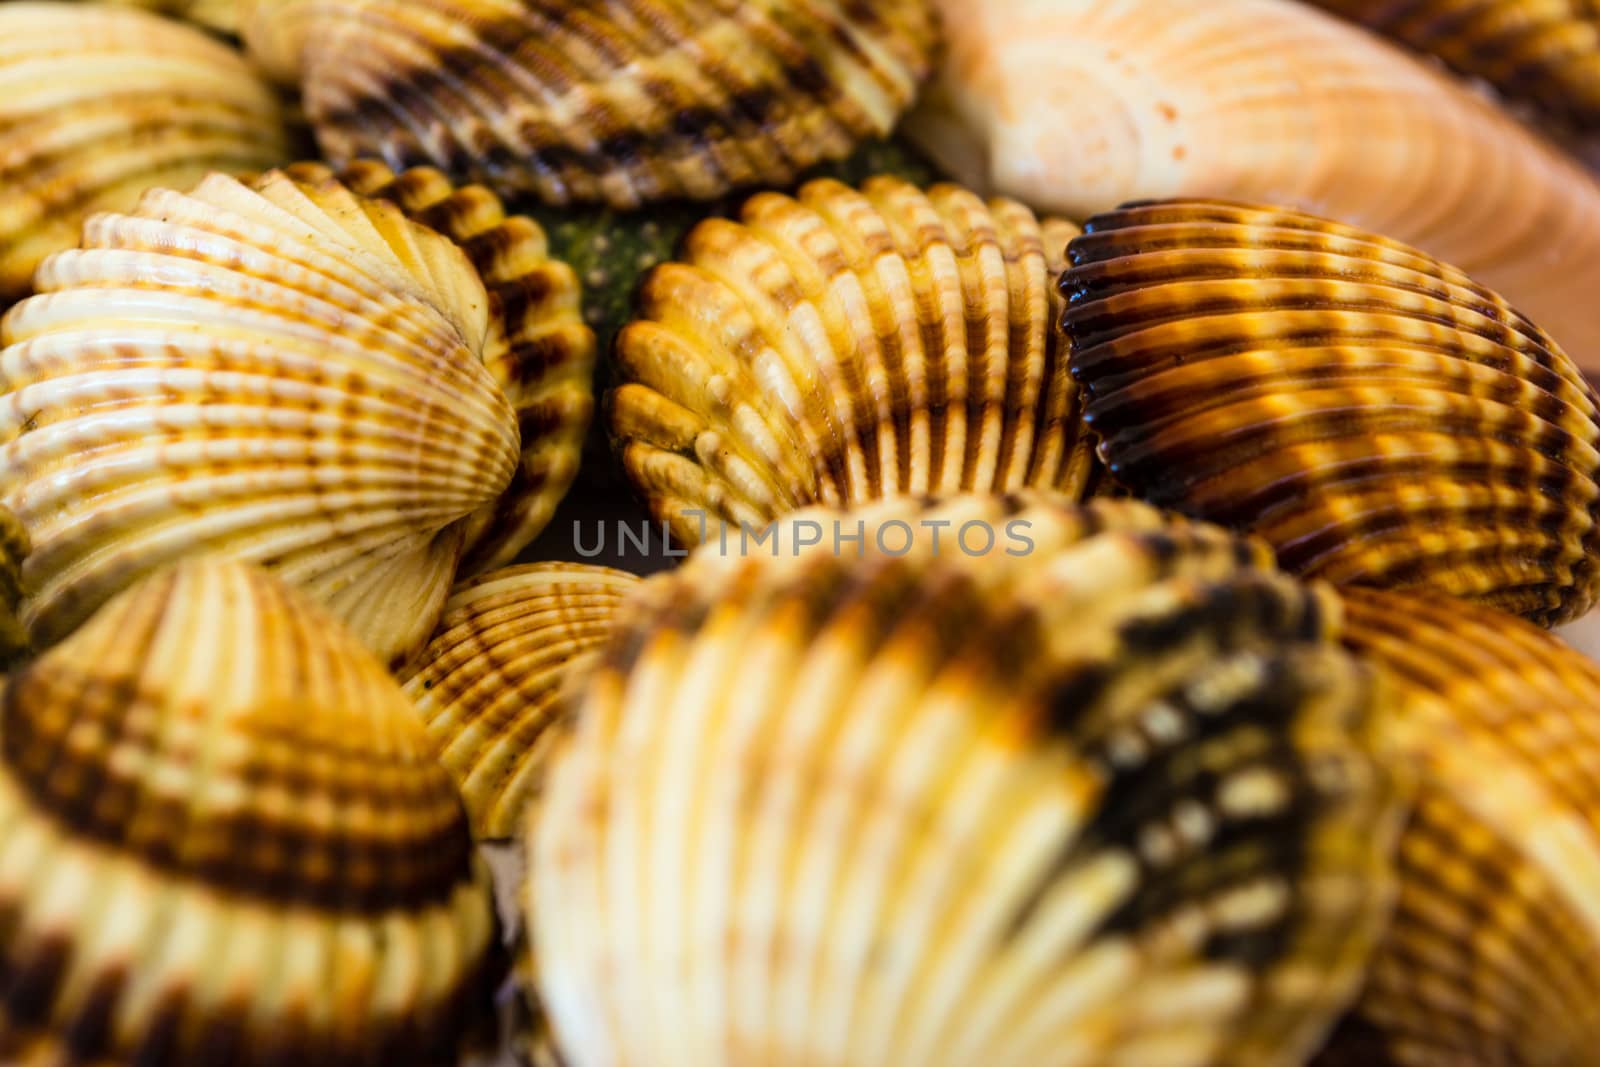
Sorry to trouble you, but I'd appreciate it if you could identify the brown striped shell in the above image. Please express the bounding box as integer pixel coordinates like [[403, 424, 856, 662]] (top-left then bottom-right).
[[0, 2, 290, 304], [1061, 199, 1600, 627], [1334, 587, 1600, 1066], [241, 0, 940, 209], [401, 562, 641, 840], [529, 494, 1402, 1067], [0, 557, 498, 1066], [610, 176, 1099, 546], [1307, 0, 1600, 133], [0, 163, 593, 665]]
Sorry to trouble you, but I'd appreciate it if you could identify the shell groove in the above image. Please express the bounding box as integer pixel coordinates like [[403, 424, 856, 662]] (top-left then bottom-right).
[[0, 2, 290, 304], [242, 0, 940, 209], [0, 164, 591, 665], [1061, 198, 1600, 626], [0, 507, 27, 667], [101, 0, 242, 33], [0, 557, 497, 1066], [610, 176, 1099, 546], [905, 0, 1600, 367], [401, 562, 641, 840], [529, 494, 1401, 1067], [1336, 587, 1600, 1066]]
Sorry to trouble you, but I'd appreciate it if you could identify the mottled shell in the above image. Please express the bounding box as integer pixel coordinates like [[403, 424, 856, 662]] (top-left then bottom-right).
[[0, 557, 497, 1066], [610, 176, 1098, 546], [0, 2, 289, 304], [1061, 199, 1600, 627], [100, 0, 242, 33], [530, 494, 1401, 1067], [401, 562, 640, 840], [0, 506, 27, 666], [1336, 587, 1600, 1066], [0, 164, 593, 665], [1308, 0, 1600, 133], [904, 0, 1600, 367], [241, 0, 939, 209]]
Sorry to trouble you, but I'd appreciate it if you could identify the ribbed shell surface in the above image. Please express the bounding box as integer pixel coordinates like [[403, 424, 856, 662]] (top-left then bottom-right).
[[0, 2, 290, 303], [241, 0, 940, 209], [401, 562, 640, 840], [0, 164, 592, 665], [1339, 587, 1600, 1066], [1061, 199, 1600, 627], [530, 494, 1402, 1067], [0, 558, 496, 1066], [611, 177, 1098, 546], [0, 506, 27, 666]]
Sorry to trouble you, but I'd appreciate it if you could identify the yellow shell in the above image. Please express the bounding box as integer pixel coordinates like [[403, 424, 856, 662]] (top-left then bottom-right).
[[0, 2, 289, 303], [1337, 587, 1600, 1066], [529, 494, 1402, 1067], [401, 562, 641, 840], [0, 506, 27, 666], [100, 0, 241, 32], [1061, 198, 1600, 627], [241, 0, 940, 209], [905, 0, 1600, 368], [0, 164, 594, 665], [610, 176, 1099, 546], [0, 557, 497, 1065]]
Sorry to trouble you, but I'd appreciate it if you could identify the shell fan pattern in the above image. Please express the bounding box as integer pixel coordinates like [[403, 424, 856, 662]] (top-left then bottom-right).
[[1061, 198, 1600, 627], [530, 494, 1402, 1067], [0, 162, 594, 666], [242, 0, 941, 209], [610, 176, 1099, 546], [0, 558, 498, 1066]]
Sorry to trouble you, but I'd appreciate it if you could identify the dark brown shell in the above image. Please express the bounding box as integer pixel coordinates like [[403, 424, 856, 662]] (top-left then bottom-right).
[[1061, 198, 1600, 627]]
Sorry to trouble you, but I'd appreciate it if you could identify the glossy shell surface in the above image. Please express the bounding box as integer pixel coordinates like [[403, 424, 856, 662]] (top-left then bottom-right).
[[1062, 198, 1600, 627]]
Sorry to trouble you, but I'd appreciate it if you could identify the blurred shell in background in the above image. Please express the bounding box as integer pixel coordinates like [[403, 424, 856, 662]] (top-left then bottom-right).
[[0, 558, 498, 1066], [240, 0, 940, 209], [1062, 198, 1600, 627], [99, 0, 242, 33], [402, 562, 641, 841], [906, 0, 1600, 371], [530, 494, 1402, 1067], [1334, 587, 1600, 1066], [610, 176, 1098, 546], [0, 164, 593, 666], [0, 2, 290, 304]]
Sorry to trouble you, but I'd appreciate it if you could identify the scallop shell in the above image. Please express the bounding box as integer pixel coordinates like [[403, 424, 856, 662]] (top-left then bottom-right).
[[529, 494, 1402, 1067], [0, 557, 498, 1066], [1060, 198, 1600, 627], [401, 562, 641, 840], [0, 2, 290, 304], [1335, 586, 1600, 1066], [904, 0, 1600, 368], [1307, 0, 1600, 133], [0, 163, 594, 665], [610, 176, 1099, 546], [241, 0, 940, 209]]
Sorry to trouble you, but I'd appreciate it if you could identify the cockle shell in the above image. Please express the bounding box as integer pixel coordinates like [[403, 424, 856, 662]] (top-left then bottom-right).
[[905, 0, 1600, 368], [610, 176, 1098, 546], [240, 0, 940, 209], [0, 163, 594, 664], [1332, 587, 1600, 1066], [401, 562, 641, 840], [1060, 198, 1600, 627], [529, 494, 1402, 1067], [0, 557, 498, 1066], [0, 2, 289, 304]]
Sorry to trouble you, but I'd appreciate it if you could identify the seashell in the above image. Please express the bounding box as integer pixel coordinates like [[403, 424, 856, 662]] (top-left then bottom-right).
[[100, 0, 242, 33], [1333, 586, 1600, 1066], [610, 176, 1100, 546], [0, 506, 27, 667], [904, 0, 1600, 368], [0, 557, 498, 1066], [240, 0, 941, 210], [1060, 198, 1600, 627], [529, 493, 1403, 1067], [1306, 0, 1600, 134], [0, 2, 290, 304], [0, 163, 594, 665], [401, 562, 641, 840]]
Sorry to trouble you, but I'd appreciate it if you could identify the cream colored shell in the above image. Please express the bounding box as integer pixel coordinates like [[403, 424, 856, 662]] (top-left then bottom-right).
[[101, 0, 242, 33]]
